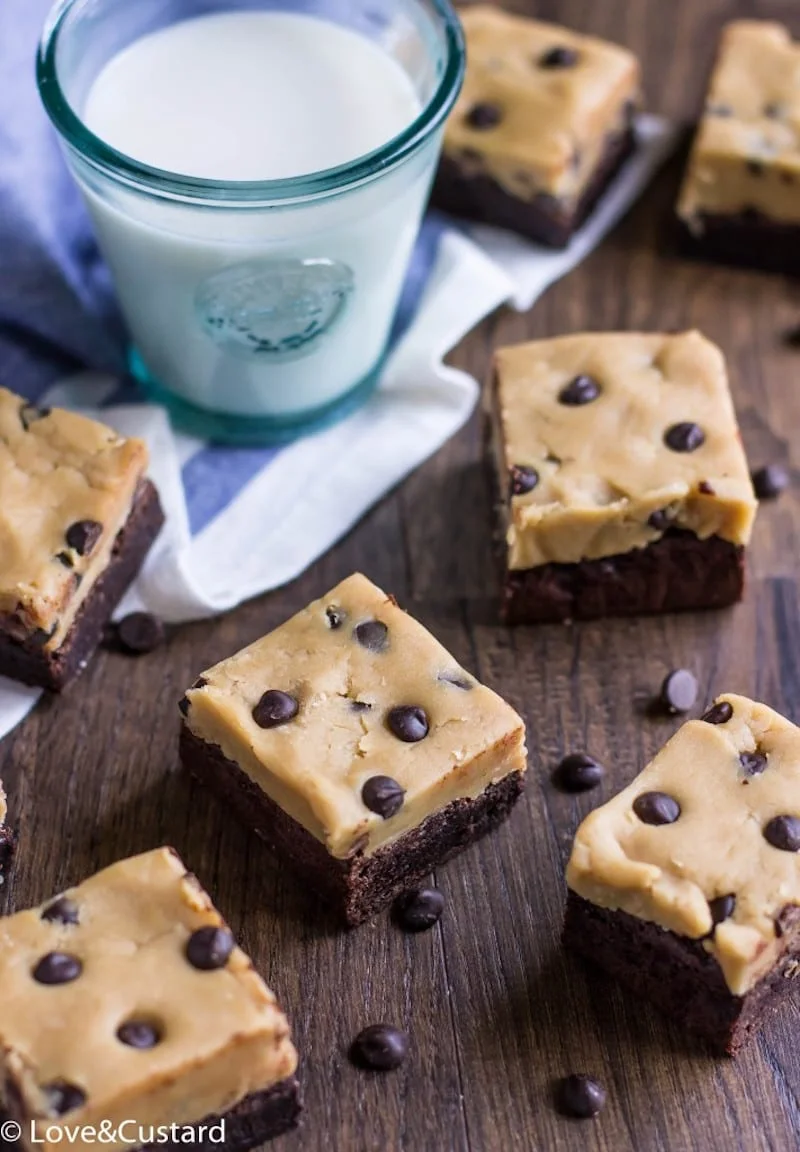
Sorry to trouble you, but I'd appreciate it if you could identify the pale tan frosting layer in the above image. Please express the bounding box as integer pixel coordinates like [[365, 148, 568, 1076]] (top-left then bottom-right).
[[0, 848, 297, 1152], [0, 388, 148, 643], [184, 573, 527, 859], [677, 21, 800, 227], [567, 695, 800, 996], [445, 7, 641, 203], [493, 330, 757, 570]]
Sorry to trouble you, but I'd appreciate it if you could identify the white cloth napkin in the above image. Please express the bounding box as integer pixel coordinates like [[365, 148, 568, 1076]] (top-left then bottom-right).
[[0, 114, 677, 737]]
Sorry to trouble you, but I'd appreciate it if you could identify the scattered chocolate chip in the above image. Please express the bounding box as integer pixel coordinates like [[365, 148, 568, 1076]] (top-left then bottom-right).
[[362, 775, 405, 819], [510, 465, 539, 495], [740, 751, 767, 776], [555, 1074, 606, 1119], [783, 324, 800, 347], [65, 520, 102, 556], [764, 102, 784, 119], [42, 1081, 86, 1116], [702, 701, 733, 725], [438, 671, 474, 690], [553, 753, 604, 793], [387, 705, 429, 743], [33, 952, 82, 985], [660, 669, 698, 714], [185, 925, 235, 970], [664, 422, 705, 453], [709, 893, 736, 926], [30, 624, 56, 648], [41, 896, 79, 926], [326, 606, 345, 629], [747, 159, 764, 176], [55, 551, 74, 568], [117, 1020, 161, 1049], [558, 375, 601, 406], [539, 45, 579, 69], [752, 464, 789, 500], [698, 480, 715, 495], [633, 792, 680, 825], [394, 887, 445, 932], [350, 700, 372, 713], [764, 815, 800, 852], [178, 696, 190, 717], [252, 689, 299, 728], [19, 402, 51, 431], [354, 619, 389, 652], [466, 102, 502, 129], [707, 103, 732, 117], [192, 676, 208, 690], [647, 509, 671, 532], [116, 612, 165, 655], [350, 1024, 409, 1071]]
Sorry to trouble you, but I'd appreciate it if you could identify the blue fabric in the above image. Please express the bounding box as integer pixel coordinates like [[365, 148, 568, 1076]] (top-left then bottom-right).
[[0, 0, 443, 534]]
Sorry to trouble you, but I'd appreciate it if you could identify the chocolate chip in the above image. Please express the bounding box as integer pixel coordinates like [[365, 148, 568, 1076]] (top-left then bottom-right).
[[466, 102, 502, 129], [33, 952, 82, 985], [702, 701, 733, 724], [354, 619, 389, 653], [647, 509, 671, 532], [660, 669, 698, 714], [555, 1074, 606, 1119], [709, 893, 736, 926], [117, 1020, 161, 1048], [707, 103, 732, 117], [116, 612, 165, 654], [362, 775, 405, 819], [698, 480, 715, 495], [664, 422, 705, 453], [752, 464, 789, 500], [42, 1081, 86, 1116], [764, 815, 800, 852], [553, 753, 604, 793], [192, 676, 208, 690], [350, 1024, 409, 1071], [41, 897, 79, 926], [65, 520, 102, 556], [539, 46, 579, 69], [558, 375, 601, 406], [178, 696, 190, 717], [510, 465, 539, 496], [764, 102, 784, 119], [326, 606, 345, 629], [350, 700, 372, 713], [747, 159, 764, 176], [252, 689, 299, 728], [387, 705, 429, 743], [633, 792, 680, 825], [740, 751, 767, 776], [19, 402, 51, 431], [439, 671, 474, 691], [185, 925, 235, 970], [55, 551, 74, 568], [394, 887, 445, 932]]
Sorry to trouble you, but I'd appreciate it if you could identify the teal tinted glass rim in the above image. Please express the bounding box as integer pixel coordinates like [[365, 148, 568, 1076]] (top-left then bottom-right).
[[36, 0, 465, 205]]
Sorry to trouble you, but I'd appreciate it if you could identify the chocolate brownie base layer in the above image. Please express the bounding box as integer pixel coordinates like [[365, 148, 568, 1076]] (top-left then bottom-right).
[[0, 1079, 301, 1152], [679, 212, 800, 277], [0, 479, 164, 691], [0, 824, 14, 883], [180, 725, 525, 927], [432, 125, 637, 248], [502, 528, 745, 624], [563, 892, 800, 1056]]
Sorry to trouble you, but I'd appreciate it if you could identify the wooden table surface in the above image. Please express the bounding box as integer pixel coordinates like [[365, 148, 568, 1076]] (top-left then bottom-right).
[[5, 0, 800, 1149]]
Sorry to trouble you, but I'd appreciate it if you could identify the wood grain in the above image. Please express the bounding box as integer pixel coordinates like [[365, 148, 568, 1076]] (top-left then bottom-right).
[[3, 1, 800, 1149]]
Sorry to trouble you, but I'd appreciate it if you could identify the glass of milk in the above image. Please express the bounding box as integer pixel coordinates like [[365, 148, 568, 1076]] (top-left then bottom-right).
[[37, 0, 465, 443]]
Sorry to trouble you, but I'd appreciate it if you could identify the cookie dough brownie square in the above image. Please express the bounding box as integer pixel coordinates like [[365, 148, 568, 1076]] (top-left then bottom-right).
[[0, 389, 164, 691], [677, 22, 800, 274], [564, 695, 800, 1054], [432, 7, 641, 247], [0, 848, 300, 1151], [491, 330, 758, 623], [179, 573, 527, 927]]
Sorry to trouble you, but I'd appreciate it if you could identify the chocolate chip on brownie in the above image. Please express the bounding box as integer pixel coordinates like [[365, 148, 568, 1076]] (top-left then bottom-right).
[[633, 792, 680, 825], [32, 952, 82, 985], [252, 690, 299, 729], [361, 776, 405, 819], [763, 815, 800, 852], [185, 925, 235, 971], [66, 520, 103, 556], [664, 422, 705, 453], [510, 465, 539, 496], [354, 620, 389, 653], [558, 375, 601, 406], [42, 1081, 87, 1116], [387, 705, 429, 743], [539, 46, 579, 69], [466, 102, 503, 129], [41, 896, 79, 925]]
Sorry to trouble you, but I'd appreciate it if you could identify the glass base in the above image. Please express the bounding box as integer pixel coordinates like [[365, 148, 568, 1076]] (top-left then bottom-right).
[[128, 348, 382, 445]]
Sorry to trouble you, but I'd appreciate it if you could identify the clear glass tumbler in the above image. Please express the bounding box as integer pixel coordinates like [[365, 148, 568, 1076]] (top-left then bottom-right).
[[37, 0, 465, 443]]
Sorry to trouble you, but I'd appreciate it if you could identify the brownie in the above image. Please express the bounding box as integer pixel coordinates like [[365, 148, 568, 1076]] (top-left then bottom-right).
[[179, 573, 527, 927], [0, 848, 300, 1151], [677, 21, 800, 273], [0, 389, 164, 691], [491, 331, 758, 624], [432, 7, 641, 247], [564, 695, 800, 1054]]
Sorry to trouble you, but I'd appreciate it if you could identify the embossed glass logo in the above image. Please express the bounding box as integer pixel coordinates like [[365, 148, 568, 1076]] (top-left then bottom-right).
[[195, 258, 354, 361]]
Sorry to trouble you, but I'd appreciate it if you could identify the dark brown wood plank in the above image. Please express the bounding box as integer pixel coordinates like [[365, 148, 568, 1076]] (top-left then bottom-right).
[[3, 0, 800, 1149]]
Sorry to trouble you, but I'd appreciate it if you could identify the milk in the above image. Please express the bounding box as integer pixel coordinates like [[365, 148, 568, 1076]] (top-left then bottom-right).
[[75, 11, 436, 430]]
